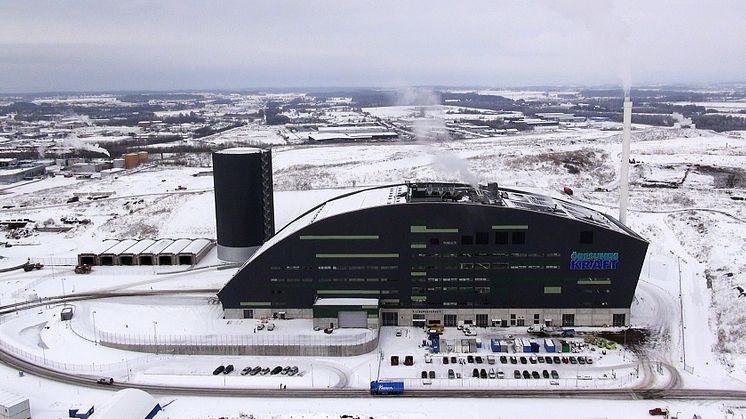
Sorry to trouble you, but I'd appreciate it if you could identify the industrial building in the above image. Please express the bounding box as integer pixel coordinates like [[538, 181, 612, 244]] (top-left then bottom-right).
[[217, 181, 648, 328], [77, 238, 214, 266]]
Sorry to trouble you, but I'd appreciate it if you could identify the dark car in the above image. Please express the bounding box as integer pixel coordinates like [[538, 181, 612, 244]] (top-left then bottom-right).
[[241, 366, 252, 375], [551, 370, 559, 379], [450, 356, 457, 364], [270, 366, 283, 375], [499, 356, 507, 364], [404, 355, 414, 366], [288, 366, 299, 376], [391, 355, 399, 366], [467, 355, 475, 363], [562, 356, 569, 364], [429, 370, 436, 379], [480, 369, 487, 379], [443, 357, 449, 365], [529, 356, 537, 364], [448, 369, 455, 379], [509, 356, 517, 364], [569, 357, 578, 365], [578, 357, 586, 365], [520, 356, 527, 364], [281, 366, 291, 375], [537, 356, 545, 364], [542, 370, 550, 379], [514, 369, 521, 379], [96, 377, 113, 385], [213, 365, 225, 375], [475, 356, 483, 364], [472, 368, 480, 378], [531, 371, 540, 379], [224, 364, 234, 374], [545, 356, 553, 364], [260, 367, 270, 375], [422, 370, 428, 379], [553, 356, 561, 364], [250, 366, 262, 376], [522, 370, 530, 379]]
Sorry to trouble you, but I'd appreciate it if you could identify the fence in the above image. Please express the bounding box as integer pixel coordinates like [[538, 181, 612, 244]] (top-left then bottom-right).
[[29, 257, 78, 266], [98, 329, 380, 357], [0, 335, 154, 375]]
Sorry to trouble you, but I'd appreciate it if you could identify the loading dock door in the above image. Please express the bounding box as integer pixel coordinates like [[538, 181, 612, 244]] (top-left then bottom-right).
[[337, 311, 367, 328]]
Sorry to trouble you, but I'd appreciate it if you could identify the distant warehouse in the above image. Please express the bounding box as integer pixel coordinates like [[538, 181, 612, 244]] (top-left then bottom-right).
[[78, 238, 214, 266], [308, 125, 398, 142], [218, 182, 648, 328]]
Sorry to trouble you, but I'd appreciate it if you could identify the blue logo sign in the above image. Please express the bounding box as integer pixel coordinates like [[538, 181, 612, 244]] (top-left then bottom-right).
[[569, 252, 619, 270]]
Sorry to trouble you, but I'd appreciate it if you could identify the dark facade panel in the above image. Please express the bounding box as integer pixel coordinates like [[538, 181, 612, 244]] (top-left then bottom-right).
[[218, 201, 648, 312]]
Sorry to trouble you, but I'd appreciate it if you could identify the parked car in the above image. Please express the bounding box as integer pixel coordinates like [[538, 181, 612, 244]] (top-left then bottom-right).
[[250, 366, 262, 376], [472, 368, 480, 378], [545, 356, 553, 364], [224, 364, 234, 374], [429, 370, 435, 379], [531, 371, 540, 379], [578, 357, 586, 365], [425, 354, 432, 364], [648, 408, 668, 416], [467, 355, 474, 363], [487, 355, 495, 365], [542, 370, 550, 379], [270, 366, 283, 375], [551, 370, 559, 379], [267, 323, 276, 331], [404, 355, 414, 366], [443, 356, 449, 365], [488, 368, 496, 379], [421, 370, 428, 379], [561, 356, 569, 364], [586, 356, 594, 364], [213, 365, 225, 375], [537, 356, 545, 363], [391, 355, 399, 366], [509, 356, 517, 364], [395, 330, 402, 337], [256, 323, 265, 331], [475, 356, 483, 364], [499, 356, 508, 364], [450, 356, 457, 364], [281, 366, 290, 375], [241, 366, 252, 375], [448, 369, 455, 379], [497, 369, 505, 379], [529, 356, 537, 364], [522, 370, 530, 379], [288, 366, 299, 376], [514, 369, 521, 379], [260, 368, 270, 375], [553, 356, 561, 364], [520, 356, 527, 364], [569, 357, 578, 365], [480, 369, 487, 379]]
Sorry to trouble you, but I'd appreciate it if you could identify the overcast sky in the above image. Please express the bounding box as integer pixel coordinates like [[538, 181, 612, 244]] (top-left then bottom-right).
[[1, 0, 745, 93]]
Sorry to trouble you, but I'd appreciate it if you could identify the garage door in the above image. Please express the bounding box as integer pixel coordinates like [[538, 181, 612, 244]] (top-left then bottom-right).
[[338, 311, 368, 328]]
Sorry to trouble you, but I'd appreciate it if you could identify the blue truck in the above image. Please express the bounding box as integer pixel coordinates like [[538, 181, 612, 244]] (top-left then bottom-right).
[[370, 380, 404, 395]]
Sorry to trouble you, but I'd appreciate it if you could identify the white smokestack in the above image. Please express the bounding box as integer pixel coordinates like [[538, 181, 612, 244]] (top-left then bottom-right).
[[619, 92, 632, 224]]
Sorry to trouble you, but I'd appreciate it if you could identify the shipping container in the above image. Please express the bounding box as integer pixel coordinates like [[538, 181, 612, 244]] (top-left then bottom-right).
[[522, 339, 532, 353], [431, 336, 440, 354], [476, 338, 482, 349], [514, 338, 523, 352], [0, 390, 31, 419], [490, 338, 500, 352], [560, 340, 571, 353], [530, 340, 540, 353], [499, 340, 509, 353], [544, 339, 556, 353]]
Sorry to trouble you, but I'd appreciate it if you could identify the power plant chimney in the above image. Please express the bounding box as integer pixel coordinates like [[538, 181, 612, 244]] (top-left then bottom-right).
[[212, 147, 275, 262], [619, 91, 632, 225]]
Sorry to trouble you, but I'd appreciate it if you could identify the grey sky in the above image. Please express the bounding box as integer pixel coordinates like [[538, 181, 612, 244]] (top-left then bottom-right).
[[1, 0, 745, 93]]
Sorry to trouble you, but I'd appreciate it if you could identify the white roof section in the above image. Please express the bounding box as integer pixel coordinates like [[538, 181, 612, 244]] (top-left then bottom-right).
[[314, 298, 379, 307], [0, 390, 28, 407], [85, 239, 120, 255], [101, 239, 138, 256], [215, 147, 265, 155], [142, 238, 174, 255], [161, 238, 192, 254], [91, 388, 160, 419], [244, 185, 407, 266], [120, 239, 156, 255], [179, 238, 212, 254]]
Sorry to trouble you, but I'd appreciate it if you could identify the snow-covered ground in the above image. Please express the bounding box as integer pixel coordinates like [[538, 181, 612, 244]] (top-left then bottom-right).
[[1, 113, 745, 417]]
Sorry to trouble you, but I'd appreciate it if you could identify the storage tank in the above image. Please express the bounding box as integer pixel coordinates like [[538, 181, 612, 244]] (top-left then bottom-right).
[[113, 158, 125, 169], [137, 151, 149, 163], [212, 147, 275, 262], [123, 153, 139, 169]]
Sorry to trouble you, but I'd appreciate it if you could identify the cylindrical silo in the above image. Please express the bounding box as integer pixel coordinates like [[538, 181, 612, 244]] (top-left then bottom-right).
[[212, 147, 275, 262]]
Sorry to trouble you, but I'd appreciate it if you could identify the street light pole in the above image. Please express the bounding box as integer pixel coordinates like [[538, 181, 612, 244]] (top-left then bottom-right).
[[92, 310, 98, 345], [153, 321, 158, 354]]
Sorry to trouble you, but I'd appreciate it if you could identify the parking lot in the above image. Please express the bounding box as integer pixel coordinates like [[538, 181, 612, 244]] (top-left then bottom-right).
[[377, 326, 639, 388]]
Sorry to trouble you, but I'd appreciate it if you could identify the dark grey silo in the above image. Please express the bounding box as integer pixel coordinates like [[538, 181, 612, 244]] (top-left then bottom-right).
[[212, 147, 275, 261]]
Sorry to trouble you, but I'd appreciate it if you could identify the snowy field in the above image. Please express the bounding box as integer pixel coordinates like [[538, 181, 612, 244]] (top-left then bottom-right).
[[1, 113, 745, 417]]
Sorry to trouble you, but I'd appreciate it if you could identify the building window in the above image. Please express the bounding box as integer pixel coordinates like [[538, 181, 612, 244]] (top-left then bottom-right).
[[382, 312, 398, 326], [580, 231, 594, 244], [613, 313, 626, 327], [475, 232, 489, 245], [461, 235, 474, 245], [444, 314, 457, 327], [517, 318, 525, 327], [510, 313, 516, 326], [511, 231, 526, 245], [243, 309, 253, 319], [476, 314, 488, 327], [562, 313, 575, 327], [495, 231, 509, 245], [533, 313, 540, 324]]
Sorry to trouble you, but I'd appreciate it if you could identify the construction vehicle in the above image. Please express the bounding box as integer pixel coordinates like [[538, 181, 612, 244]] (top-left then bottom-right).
[[23, 262, 44, 272], [527, 324, 575, 337], [74, 264, 92, 274]]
